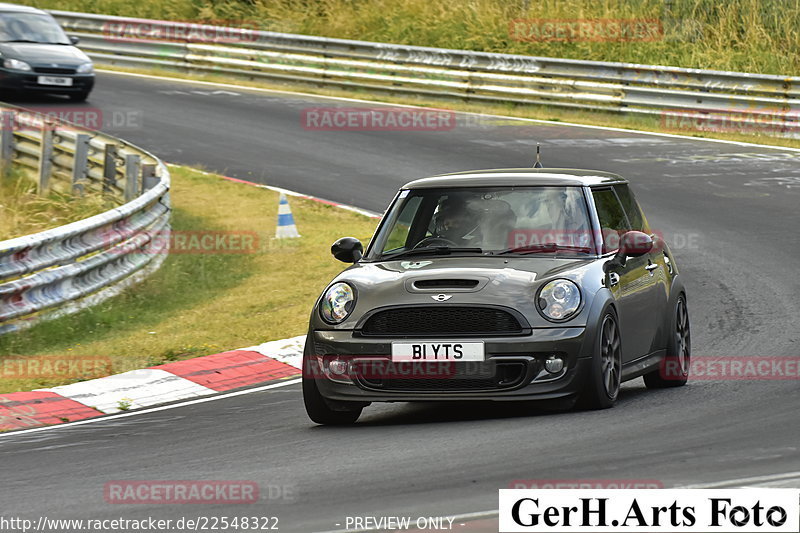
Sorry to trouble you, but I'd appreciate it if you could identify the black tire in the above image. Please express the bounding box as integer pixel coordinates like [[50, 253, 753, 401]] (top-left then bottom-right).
[[302, 337, 363, 425], [578, 309, 622, 409], [68, 91, 90, 102], [644, 295, 691, 388]]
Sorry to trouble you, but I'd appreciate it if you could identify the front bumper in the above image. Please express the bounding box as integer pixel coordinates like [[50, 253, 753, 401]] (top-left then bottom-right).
[[0, 70, 94, 94], [308, 328, 592, 402]]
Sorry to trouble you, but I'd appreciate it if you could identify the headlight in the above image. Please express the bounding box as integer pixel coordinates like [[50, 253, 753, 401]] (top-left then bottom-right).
[[76, 62, 93, 74], [320, 282, 356, 324], [537, 279, 581, 322], [3, 59, 32, 72]]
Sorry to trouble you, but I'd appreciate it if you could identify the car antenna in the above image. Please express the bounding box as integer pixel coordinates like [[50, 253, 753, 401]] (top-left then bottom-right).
[[533, 144, 543, 168]]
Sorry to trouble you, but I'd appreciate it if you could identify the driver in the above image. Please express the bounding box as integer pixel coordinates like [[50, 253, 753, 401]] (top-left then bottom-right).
[[432, 196, 482, 246]]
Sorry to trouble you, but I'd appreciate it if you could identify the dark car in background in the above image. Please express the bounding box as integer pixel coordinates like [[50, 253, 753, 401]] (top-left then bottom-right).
[[0, 3, 94, 101], [303, 168, 691, 424]]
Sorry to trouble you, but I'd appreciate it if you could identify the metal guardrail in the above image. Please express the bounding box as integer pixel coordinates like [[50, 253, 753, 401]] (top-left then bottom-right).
[[0, 104, 170, 335], [52, 10, 800, 137]]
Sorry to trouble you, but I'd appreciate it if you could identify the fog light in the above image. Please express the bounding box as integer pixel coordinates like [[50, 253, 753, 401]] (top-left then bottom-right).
[[544, 356, 565, 374], [328, 358, 349, 375]]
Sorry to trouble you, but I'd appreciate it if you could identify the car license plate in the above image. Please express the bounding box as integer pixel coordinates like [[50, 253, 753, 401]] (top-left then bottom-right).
[[391, 341, 484, 362], [37, 76, 72, 86]]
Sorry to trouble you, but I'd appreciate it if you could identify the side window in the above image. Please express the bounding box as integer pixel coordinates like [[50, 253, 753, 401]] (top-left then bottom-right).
[[381, 196, 422, 253], [614, 184, 646, 232], [592, 188, 630, 253]]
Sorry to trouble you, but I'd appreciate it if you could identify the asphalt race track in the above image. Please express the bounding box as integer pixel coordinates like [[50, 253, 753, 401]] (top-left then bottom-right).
[[2, 71, 799, 532]]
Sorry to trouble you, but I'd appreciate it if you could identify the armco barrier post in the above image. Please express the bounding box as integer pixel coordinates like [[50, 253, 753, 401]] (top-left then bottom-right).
[[37, 121, 54, 193], [72, 133, 90, 195], [103, 144, 118, 194], [0, 111, 14, 176], [141, 163, 158, 190], [124, 154, 141, 201]]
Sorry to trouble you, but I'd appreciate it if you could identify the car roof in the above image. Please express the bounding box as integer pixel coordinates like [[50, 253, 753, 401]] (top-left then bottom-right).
[[0, 3, 48, 14], [403, 168, 628, 189]]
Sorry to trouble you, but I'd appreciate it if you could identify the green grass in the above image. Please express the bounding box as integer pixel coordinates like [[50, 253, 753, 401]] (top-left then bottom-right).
[[0, 169, 117, 240], [0, 164, 378, 393], [22, 0, 800, 75]]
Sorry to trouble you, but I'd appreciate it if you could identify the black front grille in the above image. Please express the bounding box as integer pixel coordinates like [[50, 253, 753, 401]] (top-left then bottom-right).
[[360, 306, 524, 336], [356, 362, 527, 392], [33, 67, 76, 75]]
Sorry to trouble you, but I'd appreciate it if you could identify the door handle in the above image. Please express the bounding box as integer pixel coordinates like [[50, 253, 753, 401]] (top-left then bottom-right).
[[645, 263, 659, 271]]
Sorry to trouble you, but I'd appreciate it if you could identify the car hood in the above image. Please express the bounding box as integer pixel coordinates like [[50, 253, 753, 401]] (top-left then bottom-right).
[[320, 256, 600, 329], [0, 43, 90, 66]]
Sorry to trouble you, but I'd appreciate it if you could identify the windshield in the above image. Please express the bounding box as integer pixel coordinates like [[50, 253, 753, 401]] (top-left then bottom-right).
[[366, 186, 596, 259], [0, 13, 71, 44]]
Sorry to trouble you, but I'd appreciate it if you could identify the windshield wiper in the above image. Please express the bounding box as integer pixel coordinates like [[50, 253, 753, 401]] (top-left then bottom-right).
[[3, 39, 43, 43], [382, 246, 483, 260], [497, 243, 592, 255]]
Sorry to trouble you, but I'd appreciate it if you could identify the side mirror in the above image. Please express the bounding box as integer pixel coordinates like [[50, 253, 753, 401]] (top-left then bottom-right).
[[619, 230, 653, 257], [604, 231, 653, 272], [69, 35, 80, 45], [331, 237, 363, 263]]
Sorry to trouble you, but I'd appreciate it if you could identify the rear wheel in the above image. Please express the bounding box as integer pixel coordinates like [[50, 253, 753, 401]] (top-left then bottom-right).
[[645, 295, 690, 388], [578, 310, 621, 409], [302, 338, 363, 425]]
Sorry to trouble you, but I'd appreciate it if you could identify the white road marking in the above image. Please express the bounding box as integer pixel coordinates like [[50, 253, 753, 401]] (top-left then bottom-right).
[[680, 471, 800, 488], [745, 176, 800, 189], [473, 138, 677, 148], [157, 89, 240, 96]]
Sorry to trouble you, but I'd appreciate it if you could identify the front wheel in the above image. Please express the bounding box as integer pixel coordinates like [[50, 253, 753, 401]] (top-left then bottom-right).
[[578, 309, 622, 409], [302, 338, 363, 425], [644, 295, 690, 388], [302, 377, 362, 425]]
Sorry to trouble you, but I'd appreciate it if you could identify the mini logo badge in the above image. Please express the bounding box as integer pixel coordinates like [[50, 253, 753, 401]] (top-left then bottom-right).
[[431, 294, 453, 302]]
